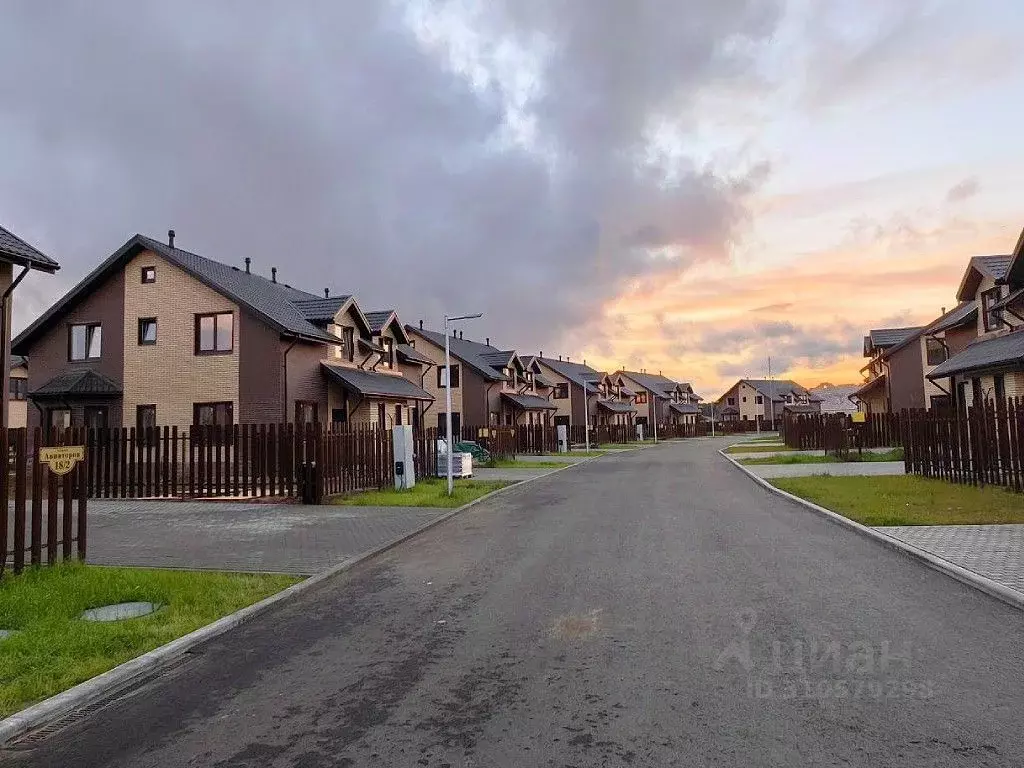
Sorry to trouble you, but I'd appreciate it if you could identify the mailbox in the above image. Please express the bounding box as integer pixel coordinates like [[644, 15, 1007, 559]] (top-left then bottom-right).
[[395, 461, 404, 477]]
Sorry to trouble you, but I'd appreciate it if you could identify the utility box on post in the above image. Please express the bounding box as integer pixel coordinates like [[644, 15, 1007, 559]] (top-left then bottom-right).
[[636, 423, 645, 442], [393, 425, 416, 490], [557, 425, 569, 453]]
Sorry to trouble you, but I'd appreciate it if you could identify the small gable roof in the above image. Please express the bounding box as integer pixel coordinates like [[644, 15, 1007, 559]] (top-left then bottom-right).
[[321, 363, 434, 401], [408, 327, 509, 382], [364, 310, 410, 345], [0, 225, 60, 273], [927, 330, 1024, 379], [957, 254, 1013, 301], [538, 357, 603, 394], [14, 234, 347, 354], [864, 327, 923, 356], [31, 369, 122, 398]]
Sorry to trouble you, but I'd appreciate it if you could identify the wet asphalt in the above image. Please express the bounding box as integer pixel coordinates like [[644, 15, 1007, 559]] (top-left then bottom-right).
[[6, 438, 1024, 767]]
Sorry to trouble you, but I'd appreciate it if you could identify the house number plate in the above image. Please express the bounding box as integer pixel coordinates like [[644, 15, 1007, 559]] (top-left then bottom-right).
[[38, 445, 86, 476]]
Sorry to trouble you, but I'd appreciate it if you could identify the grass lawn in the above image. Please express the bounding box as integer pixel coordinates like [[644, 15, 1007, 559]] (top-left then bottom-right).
[[771, 475, 1024, 526], [724, 444, 789, 454], [0, 564, 298, 717], [740, 448, 904, 465], [331, 477, 512, 508], [743, 435, 783, 443], [598, 442, 648, 450], [486, 458, 575, 469]]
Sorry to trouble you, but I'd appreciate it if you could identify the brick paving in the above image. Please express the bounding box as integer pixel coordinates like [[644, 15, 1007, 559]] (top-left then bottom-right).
[[874, 524, 1024, 595]]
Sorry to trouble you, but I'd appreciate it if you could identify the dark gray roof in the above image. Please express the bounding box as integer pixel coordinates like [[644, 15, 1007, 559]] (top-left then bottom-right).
[[720, 405, 740, 415], [10, 355, 26, 369], [31, 369, 122, 398], [0, 225, 60, 272], [974, 254, 1012, 280], [852, 375, 886, 399], [537, 357, 603, 394], [927, 331, 1024, 379], [293, 297, 350, 322], [533, 373, 556, 388], [928, 301, 978, 333], [364, 310, 395, 334], [501, 392, 557, 411], [320, 364, 434, 400], [481, 350, 515, 368], [670, 403, 700, 414], [409, 328, 509, 382], [992, 288, 1024, 312], [14, 234, 344, 353], [358, 337, 385, 355], [396, 343, 435, 366], [735, 379, 820, 402], [867, 327, 923, 349], [618, 370, 680, 398], [597, 400, 637, 414], [783, 404, 820, 414]]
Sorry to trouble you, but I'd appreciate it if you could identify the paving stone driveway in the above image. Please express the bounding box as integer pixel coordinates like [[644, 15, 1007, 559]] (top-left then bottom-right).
[[875, 524, 1024, 595], [86, 500, 448, 575]]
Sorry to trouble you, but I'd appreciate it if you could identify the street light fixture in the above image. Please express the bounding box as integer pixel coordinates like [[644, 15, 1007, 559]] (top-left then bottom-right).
[[443, 312, 482, 496]]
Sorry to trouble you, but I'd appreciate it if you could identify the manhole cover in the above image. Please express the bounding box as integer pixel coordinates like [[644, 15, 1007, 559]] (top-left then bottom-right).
[[80, 602, 161, 622]]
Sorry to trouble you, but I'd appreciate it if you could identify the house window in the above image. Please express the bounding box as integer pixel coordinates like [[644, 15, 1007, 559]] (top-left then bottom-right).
[[929, 395, 950, 413], [69, 323, 102, 361], [994, 374, 1006, 404], [635, 391, 647, 405], [295, 401, 318, 424], [343, 327, 355, 362], [83, 406, 108, 430], [48, 408, 71, 431], [982, 287, 1003, 332], [438, 364, 460, 388], [9, 377, 26, 401], [755, 395, 763, 405], [437, 412, 461, 439], [193, 401, 233, 426], [394, 404, 403, 426], [742, 397, 747, 403], [332, 408, 347, 424], [138, 317, 158, 345], [553, 383, 569, 400], [378, 402, 387, 429], [925, 337, 946, 366], [381, 337, 394, 369], [195, 312, 233, 354], [727, 397, 736, 406], [137, 405, 157, 432], [141, 266, 156, 284]]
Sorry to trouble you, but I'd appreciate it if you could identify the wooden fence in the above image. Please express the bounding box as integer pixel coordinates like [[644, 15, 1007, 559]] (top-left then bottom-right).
[[902, 400, 1024, 491], [2, 427, 88, 577], [782, 412, 902, 451]]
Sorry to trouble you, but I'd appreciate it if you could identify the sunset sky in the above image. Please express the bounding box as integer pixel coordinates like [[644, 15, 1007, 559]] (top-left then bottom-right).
[[1, 1, 1022, 399]]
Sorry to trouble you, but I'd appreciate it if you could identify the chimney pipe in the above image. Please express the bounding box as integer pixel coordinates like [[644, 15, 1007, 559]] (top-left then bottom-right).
[[167, 229, 175, 248], [941, 306, 946, 315], [486, 337, 490, 346], [419, 319, 423, 330], [324, 288, 330, 298], [559, 355, 562, 361], [459, 330, 463, 340], [244, 257, 251, 274], [271, 267, 277, 283], [540, 350, 543, 358]]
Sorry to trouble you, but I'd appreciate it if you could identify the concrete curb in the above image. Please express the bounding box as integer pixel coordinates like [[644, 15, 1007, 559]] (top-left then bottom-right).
[[718, 449, 1024, 613], [0, 457, 593, 746]]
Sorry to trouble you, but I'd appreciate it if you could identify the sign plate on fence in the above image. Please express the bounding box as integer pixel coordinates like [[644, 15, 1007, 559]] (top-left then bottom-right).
[[39, 445, 85, 475], [851, 412, 866, 423]]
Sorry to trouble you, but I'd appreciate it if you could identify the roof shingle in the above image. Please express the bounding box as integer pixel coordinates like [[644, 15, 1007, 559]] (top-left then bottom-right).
[[0, 225, 60, 272]]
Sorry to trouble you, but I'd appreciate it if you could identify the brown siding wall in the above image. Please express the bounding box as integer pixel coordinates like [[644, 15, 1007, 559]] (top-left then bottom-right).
[[284, 339, 330, 422], [238, 311, 283, 423], [945, 325, 976, 356], [26, 269, 125, 432], [887, 342, 925, 411]]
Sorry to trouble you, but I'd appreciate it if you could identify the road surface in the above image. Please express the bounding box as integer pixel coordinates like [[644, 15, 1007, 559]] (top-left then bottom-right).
[[7, 438, 1024, 766]]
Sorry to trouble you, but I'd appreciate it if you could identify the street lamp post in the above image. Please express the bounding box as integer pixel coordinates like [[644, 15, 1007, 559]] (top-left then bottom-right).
[[443, 312, 482, 496]]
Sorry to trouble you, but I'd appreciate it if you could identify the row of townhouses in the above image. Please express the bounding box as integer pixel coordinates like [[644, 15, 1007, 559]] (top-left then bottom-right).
[[1, 227, 703, 435], [714, 379, 824, 426], [856, 228, 1024, 413]]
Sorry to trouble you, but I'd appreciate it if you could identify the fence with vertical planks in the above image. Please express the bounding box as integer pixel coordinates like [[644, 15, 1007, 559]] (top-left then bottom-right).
[[782, 412, 903, 451], [1, 427, 88, 578]]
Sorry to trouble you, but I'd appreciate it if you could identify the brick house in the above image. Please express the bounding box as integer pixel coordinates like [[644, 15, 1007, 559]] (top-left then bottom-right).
[[928, 243, 1024, 406], [404, 327, 556, 436], [12, 232, 433, 432], [616, 370, 701, 429], [854, 303, 978, 414], [534, 356, 603, 429], [716, 379, 821, 426], [591, 372, 637, 427]]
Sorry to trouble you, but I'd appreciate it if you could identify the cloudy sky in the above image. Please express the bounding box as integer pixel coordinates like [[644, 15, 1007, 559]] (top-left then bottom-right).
[[1, 0, 1022, 396]]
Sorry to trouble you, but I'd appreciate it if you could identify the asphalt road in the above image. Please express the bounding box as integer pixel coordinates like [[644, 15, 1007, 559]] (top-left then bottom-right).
[[7, 439, 1024, 766]]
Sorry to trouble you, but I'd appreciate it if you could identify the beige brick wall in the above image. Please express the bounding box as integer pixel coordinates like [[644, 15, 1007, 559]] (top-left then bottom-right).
[[536, 362, 574, 423], [122, 251, 240, 429], [407, 332, 464, 417]]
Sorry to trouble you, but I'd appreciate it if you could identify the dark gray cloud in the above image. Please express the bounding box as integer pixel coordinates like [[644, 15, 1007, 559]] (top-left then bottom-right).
[[946, 177, 980, 204], [0, 0, 781, 350]]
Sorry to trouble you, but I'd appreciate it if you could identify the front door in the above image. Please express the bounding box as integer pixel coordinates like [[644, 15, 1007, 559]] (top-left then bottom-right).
[[83, 406, 108, 430]]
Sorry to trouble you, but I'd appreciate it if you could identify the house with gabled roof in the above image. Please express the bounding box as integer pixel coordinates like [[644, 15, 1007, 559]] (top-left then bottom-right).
[[716, 379, 821, 426], [616, 370, 702, 428], [927, 237, 1024, 407], [535, 356, 603, 429], [405, 326, 555, 436], [854, 303, 979, 414], [12, 231, 434, 432]]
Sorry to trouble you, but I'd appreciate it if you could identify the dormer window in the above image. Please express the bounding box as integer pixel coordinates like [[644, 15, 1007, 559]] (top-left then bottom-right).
[[381, 337, 394, 369], [982, 286, 1004, 332]]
